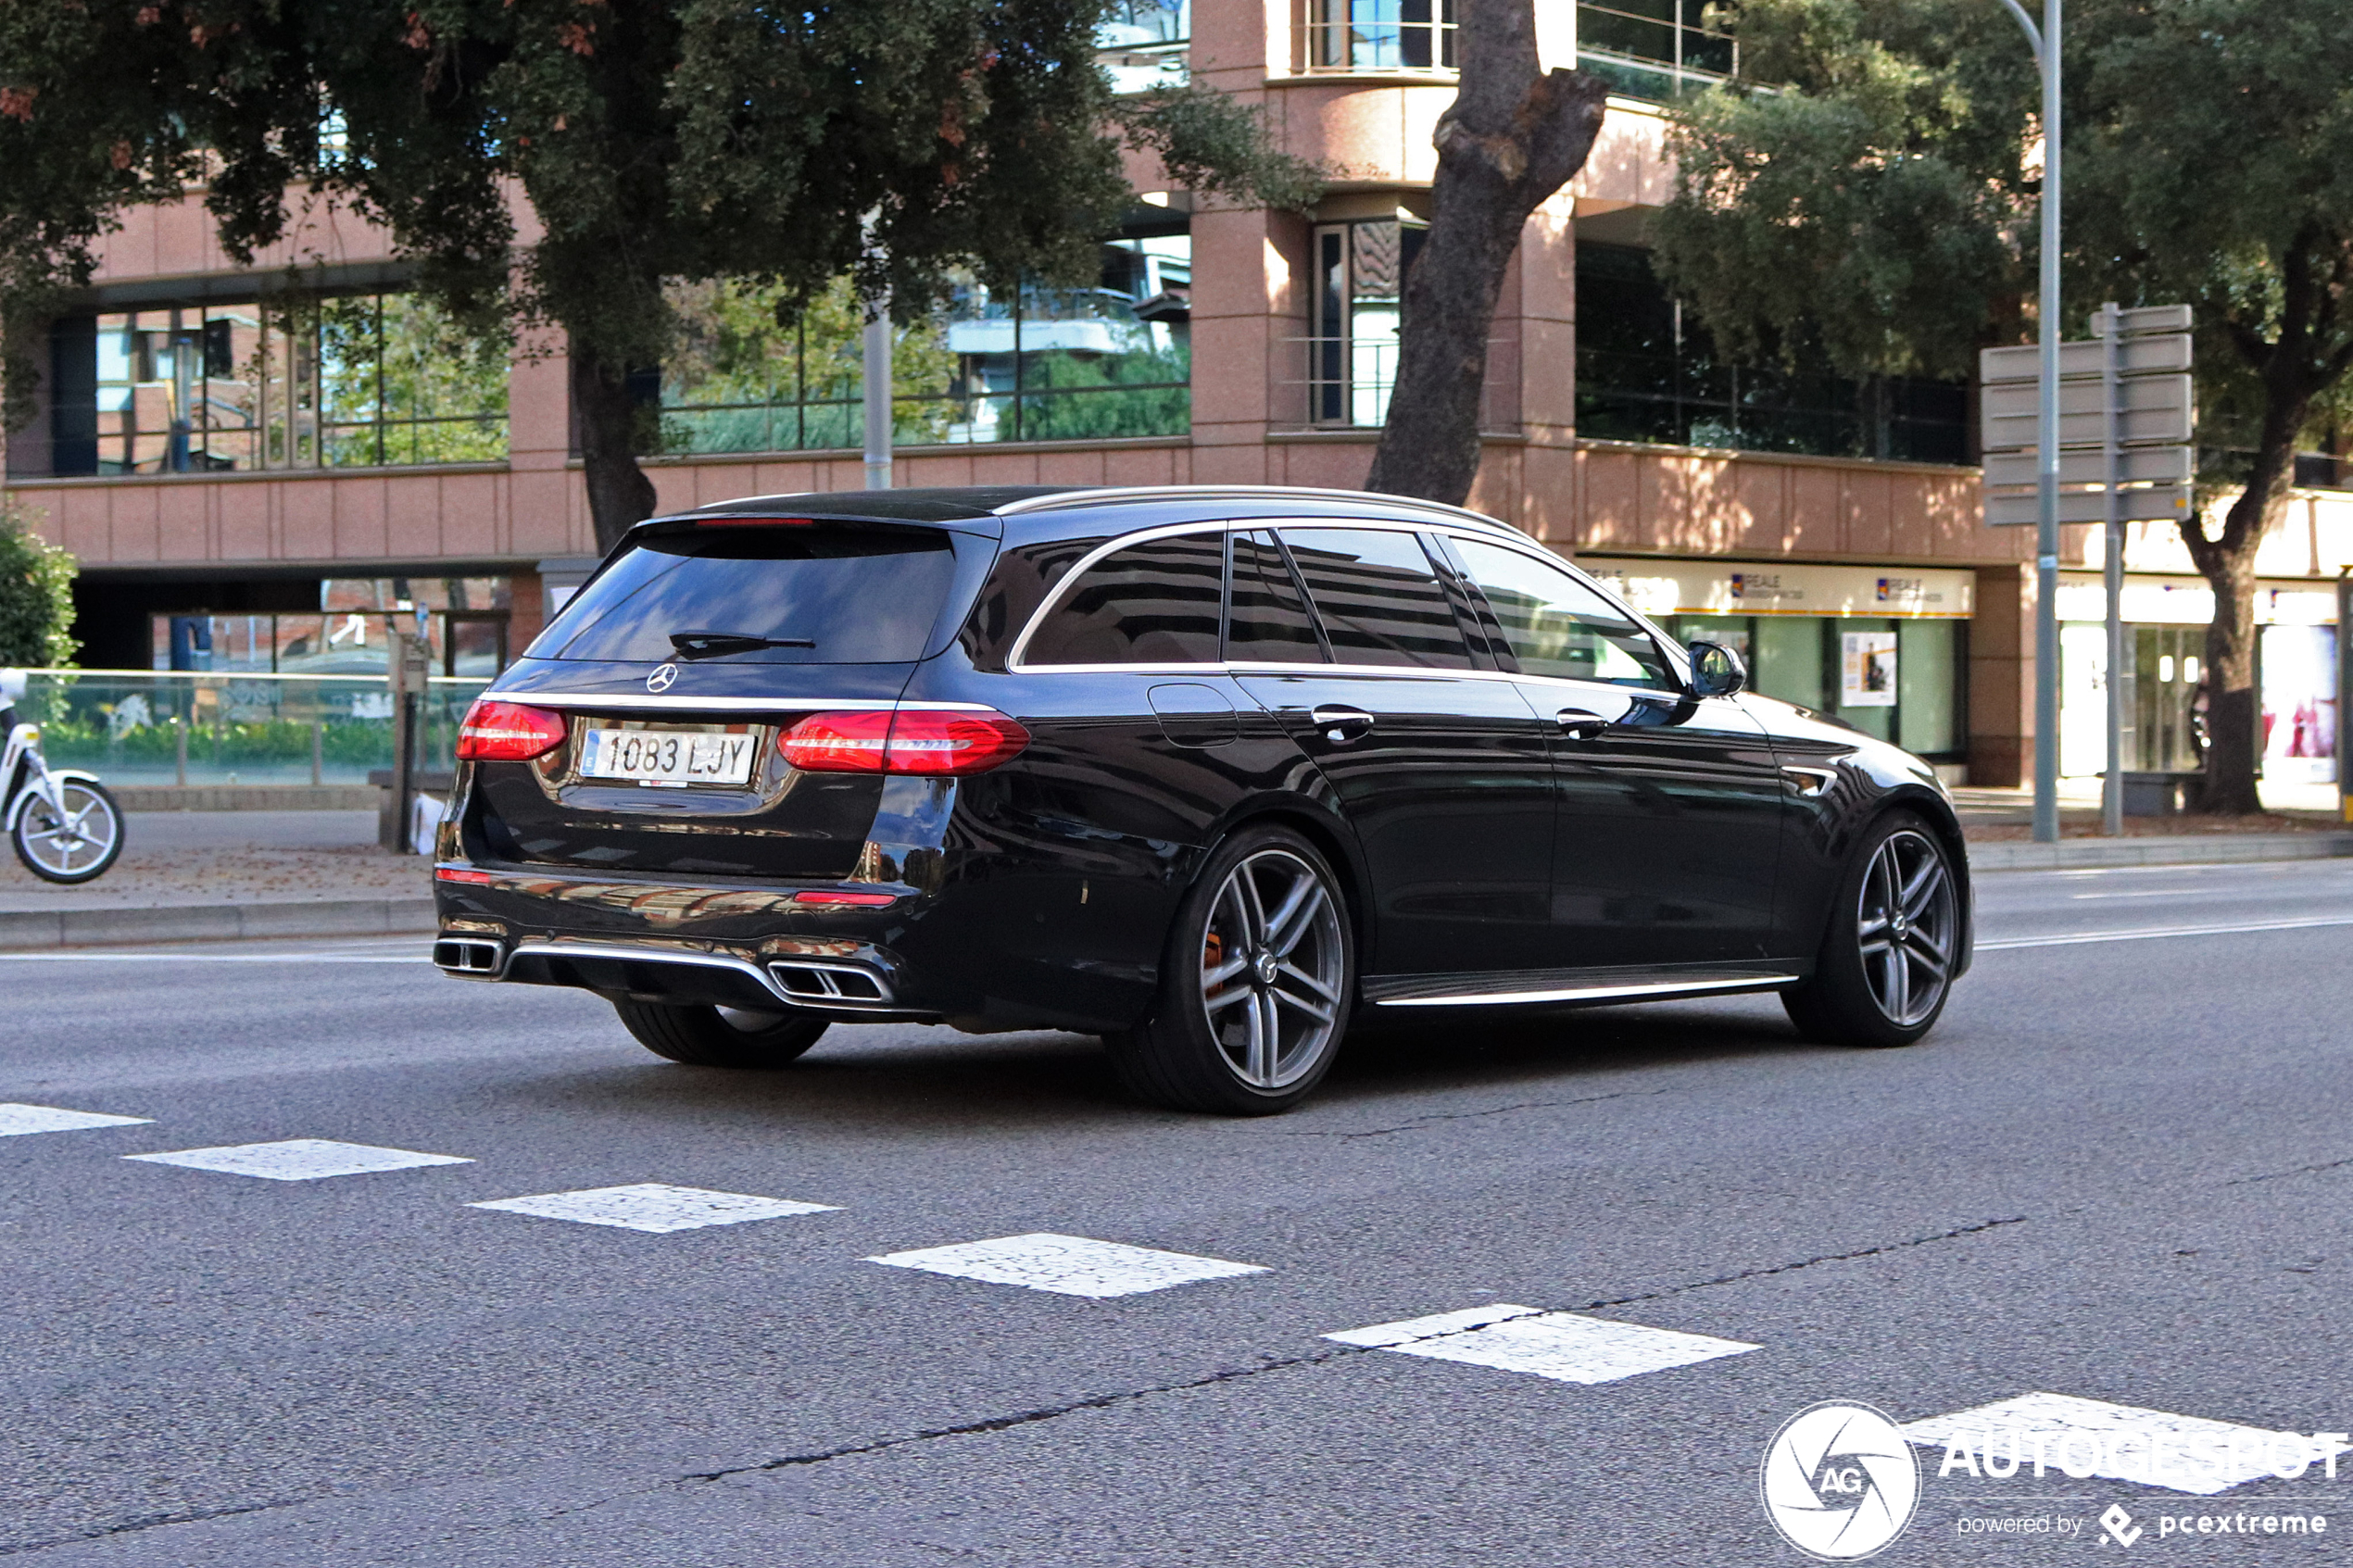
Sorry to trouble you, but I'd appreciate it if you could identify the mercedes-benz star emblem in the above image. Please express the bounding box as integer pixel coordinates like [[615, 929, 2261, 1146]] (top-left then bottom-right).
[[646, 663, 679, 693]]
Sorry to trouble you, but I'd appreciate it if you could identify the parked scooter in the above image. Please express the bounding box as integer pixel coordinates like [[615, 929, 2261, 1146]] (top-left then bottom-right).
[[0, 671, 122, 883]]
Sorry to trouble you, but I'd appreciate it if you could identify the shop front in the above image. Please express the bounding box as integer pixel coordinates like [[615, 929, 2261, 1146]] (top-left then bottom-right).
[[1579, 557, 1975, 776], [2054, 576, 2339, 785]]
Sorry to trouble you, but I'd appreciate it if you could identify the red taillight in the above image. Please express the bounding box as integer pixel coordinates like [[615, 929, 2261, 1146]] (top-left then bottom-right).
[[778, 710, 893, 773], [435, 867, 495, 884], [456, 699, 568, 761], [778, 709, 1029, 777], [792, 889, 900, 907]]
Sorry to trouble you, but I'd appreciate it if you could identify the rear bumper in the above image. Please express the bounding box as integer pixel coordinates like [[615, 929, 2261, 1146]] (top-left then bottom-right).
[[432, 860, 1157, 1032]]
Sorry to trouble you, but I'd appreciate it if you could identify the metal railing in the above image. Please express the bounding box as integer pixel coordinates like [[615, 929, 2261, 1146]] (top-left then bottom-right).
[[1279, 334, 1515, 432], [8, 670, 493, 788]]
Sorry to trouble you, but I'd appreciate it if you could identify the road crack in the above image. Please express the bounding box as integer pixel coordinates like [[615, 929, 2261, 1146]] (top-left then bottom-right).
[[0, 1495, 312, 1558], [687, 1217, 2029, 1483], [1575, 1215, 2029, 1311], [1291, 1086, 1674, 1140], [2225, 1154, 2353, 1186]]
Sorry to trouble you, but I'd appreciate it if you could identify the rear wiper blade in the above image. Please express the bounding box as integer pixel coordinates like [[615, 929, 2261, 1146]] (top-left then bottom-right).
[[669, 631, 817, 659]]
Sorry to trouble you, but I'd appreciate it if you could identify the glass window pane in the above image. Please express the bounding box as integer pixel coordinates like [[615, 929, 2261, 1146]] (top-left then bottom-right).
[[1449, 537, 1671, 686], [1022, 533, 1225, 665], [1279, 527, 1472, 669], [1227, 532, 1326, 663], [549, 526, 962, 665], [1897, 620, 1959, 755], [1751, 616, 1825, 709]]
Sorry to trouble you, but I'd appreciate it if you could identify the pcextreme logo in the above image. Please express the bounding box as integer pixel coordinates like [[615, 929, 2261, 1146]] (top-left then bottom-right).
[[1761, 1401, 1922, 1560]]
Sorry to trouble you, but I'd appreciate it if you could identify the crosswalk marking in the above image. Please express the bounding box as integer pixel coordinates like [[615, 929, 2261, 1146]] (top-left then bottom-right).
[[124, 1139, 474, 1182], [865, 1233, 1268, 1298], [468, 1183, 839, 1233], [1901, 1391, 2323, 1496], [0, 1103, 153, 1136], [1325, 1305, 1760, 1385]]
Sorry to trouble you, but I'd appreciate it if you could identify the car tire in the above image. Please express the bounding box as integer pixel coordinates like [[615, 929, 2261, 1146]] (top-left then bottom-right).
[[1782, 809, 1960, 1048], [612, 999, 830, 1068], [1105, 824, 1355, 1115]]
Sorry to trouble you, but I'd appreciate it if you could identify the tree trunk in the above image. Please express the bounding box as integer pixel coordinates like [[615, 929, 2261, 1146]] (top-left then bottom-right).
[[2183, 398, 2302, 817], [570, 340, 658, 553], [1363, 0, 1606, 506]]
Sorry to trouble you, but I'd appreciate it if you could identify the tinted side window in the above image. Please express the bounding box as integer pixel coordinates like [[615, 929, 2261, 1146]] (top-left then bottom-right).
[[1021, 532, 1225, 666], [1278, 527, 1474, 669], [1449, 536, 1673, 688], [1227, 531, 1327, 663]]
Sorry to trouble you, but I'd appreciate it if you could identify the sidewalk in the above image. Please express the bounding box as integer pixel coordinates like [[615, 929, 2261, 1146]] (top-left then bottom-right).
[[0, 810, 433, 947]]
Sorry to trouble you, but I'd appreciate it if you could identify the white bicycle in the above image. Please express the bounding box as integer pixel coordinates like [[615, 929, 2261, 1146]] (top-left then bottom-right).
[[0, 670, 122, 884]]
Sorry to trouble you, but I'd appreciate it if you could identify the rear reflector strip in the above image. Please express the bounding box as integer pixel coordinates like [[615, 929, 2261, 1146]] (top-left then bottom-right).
[[435, 867, 496, 884], [791, 890, 899, 907]]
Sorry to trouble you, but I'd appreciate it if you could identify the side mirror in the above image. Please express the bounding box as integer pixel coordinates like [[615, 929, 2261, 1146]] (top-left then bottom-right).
[[1687, 641, 1747, 698]]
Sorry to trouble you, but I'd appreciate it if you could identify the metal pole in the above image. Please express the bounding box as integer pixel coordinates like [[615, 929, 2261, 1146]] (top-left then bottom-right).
[[2100, 302, 2124, 836], [2032, 0, 2063, 843], [862, 307, 892, 491], [861, 211, 892, 491]]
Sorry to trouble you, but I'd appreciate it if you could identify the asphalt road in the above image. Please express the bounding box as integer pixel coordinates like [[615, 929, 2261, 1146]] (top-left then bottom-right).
[[6, 859, 2353, 1565]]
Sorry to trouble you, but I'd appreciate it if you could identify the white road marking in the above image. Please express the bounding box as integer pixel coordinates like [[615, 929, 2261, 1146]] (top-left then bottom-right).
[[124, 1138, 473, 1181], [468, 1183, 839, 1233], [1325, 1305, 1759, 1385], [0, 1103, 153, 1136], [2068, 887, 2218, 900], [864, 1233, 1268, 1298], [1902, 1391, 2322, 1496], [1979, 915, 2353, 951]]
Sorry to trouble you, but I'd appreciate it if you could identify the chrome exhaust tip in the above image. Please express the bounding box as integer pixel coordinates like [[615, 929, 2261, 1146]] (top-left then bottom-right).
[[767, 960, 894, 1006], [434, 937, 504, 976]]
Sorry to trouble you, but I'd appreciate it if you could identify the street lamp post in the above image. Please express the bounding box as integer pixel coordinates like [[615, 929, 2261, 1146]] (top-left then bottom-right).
[[1999, 0, 2061, 842]]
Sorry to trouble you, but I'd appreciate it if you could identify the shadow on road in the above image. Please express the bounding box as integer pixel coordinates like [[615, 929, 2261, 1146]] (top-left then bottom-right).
[[486, 994, 1816, 1135]]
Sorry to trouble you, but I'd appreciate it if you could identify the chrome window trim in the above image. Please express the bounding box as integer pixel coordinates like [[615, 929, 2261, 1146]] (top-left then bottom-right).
[[1004, 521, 1234, 672], [991, 484, 1516, 534], [1432, 526, 1695, 689]]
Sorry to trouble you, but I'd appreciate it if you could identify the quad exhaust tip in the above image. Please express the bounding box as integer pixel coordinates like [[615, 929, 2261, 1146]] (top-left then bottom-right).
[[767, 960, 892, 1006], [434, 937, 504, 975]]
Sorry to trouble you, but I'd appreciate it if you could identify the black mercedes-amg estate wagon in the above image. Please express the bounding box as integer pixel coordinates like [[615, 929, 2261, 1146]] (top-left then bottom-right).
[[433, 484, 1971, 1113]]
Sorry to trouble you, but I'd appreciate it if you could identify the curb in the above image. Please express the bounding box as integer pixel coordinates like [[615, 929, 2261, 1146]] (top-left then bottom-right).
[[1969, 832, 2353, 872], [0, 897, 436, 950]]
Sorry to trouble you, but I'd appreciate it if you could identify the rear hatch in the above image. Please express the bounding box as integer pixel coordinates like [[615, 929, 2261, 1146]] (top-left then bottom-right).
[[465, 515, 994, 880]]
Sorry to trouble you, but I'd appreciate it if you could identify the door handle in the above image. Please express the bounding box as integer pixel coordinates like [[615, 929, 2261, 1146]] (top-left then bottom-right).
[[1556, 707, 1611, 739], [1310, 706, 1376, 744]]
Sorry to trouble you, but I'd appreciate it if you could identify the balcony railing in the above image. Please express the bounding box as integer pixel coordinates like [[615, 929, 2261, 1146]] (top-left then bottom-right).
[[1278, 335, 1516, 432]]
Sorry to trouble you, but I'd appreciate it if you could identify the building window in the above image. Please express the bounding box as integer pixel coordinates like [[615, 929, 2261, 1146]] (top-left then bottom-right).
[[1304, 0, 1456, 73], [152, 579, 514, 676], [661, 235, 1189, 454], [1308, 219, 1423, 427], [1668, 613, 1966, 759], [1099, 0, 1189, 93], [1576, 244, 1967, 464], [44, 295, 508, 477], [1576, 0, 1736, 102]]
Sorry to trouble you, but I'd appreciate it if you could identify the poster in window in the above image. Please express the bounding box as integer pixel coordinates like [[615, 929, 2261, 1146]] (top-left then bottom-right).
[[1841, 632, 1898, 708]]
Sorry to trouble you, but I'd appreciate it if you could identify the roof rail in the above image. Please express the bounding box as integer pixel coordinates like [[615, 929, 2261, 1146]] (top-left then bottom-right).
[[989, 483, 1524, 534]]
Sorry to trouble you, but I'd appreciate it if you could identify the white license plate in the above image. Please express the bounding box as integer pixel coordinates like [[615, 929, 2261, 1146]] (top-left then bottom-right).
[[580, 727, 757, 787]]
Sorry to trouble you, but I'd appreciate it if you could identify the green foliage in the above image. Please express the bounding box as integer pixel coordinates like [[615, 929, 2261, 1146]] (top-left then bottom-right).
[[0, 0, 1322, 474], [0, 495, 77, 668], [316, 293, 512, 465], [1650, 0, 2036, 381]]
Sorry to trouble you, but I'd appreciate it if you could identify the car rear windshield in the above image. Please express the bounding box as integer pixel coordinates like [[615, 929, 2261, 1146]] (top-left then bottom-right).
[[544, 524, 963, 664]]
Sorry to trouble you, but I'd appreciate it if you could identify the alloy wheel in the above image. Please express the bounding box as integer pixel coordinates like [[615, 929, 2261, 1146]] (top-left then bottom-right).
[[1198, 848, 1346, 1089], [1856, 829, 1956, 1027]]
